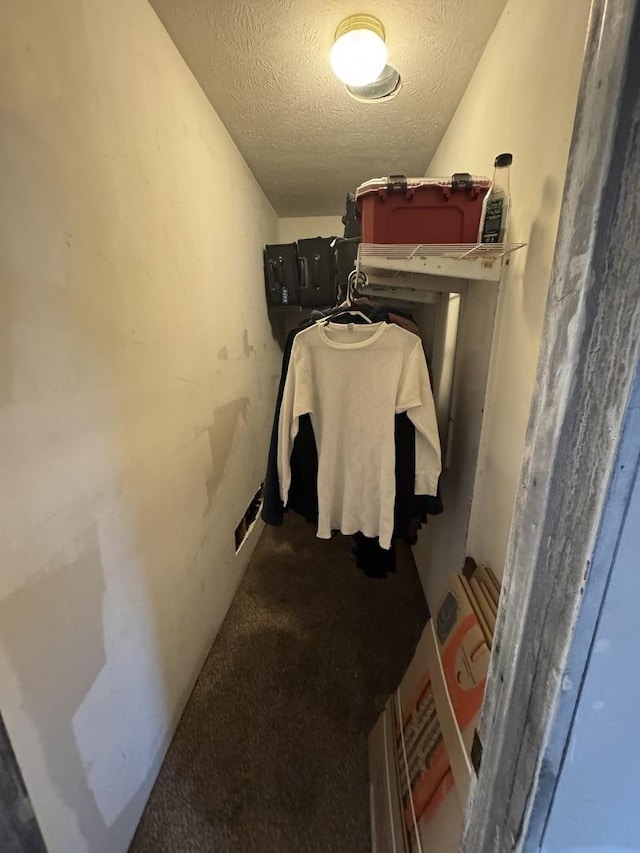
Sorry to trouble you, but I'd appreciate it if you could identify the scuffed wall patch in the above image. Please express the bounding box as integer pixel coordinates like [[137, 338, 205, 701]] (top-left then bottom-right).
[[243, 330, 255, 358], [205, 397, 250, 510]]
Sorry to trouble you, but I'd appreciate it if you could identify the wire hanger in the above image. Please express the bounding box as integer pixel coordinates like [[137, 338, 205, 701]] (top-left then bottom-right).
[[316, 269, 373, 325], [323, 308, 372, 325]]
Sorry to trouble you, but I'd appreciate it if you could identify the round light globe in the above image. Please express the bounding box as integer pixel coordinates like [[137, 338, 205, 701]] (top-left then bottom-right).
[[330, 27, 388, 87]]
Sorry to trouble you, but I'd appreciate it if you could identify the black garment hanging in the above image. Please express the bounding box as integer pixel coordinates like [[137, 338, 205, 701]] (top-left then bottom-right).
[[261, 321, 316, 526]]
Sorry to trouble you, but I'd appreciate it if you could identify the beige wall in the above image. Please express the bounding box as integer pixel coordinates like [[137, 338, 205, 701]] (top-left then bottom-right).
[[278, 215, 343, 244], [0, 1, 280, 851], [426, 0, 591, 578]]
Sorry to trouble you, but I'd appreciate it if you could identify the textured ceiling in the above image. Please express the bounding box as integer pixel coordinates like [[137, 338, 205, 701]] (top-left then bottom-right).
[[149, 0, 507, 216]]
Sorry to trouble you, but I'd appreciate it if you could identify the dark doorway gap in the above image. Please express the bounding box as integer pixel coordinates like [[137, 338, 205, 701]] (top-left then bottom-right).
[[235, 484, 264, 551]]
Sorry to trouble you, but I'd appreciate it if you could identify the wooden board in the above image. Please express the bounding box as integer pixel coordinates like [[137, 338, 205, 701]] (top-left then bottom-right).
[[474, 564, 500, 608], [460, 574, 492, 648], [480, 581, 498, 618], [470, 577, 497, 637]]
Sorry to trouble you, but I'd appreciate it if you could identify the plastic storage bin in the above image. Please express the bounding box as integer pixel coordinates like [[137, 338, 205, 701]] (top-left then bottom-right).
[[356, 174, 490, 245]]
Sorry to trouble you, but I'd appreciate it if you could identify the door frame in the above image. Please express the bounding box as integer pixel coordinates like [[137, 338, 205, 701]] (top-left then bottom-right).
[[463, 0, 640, 849]]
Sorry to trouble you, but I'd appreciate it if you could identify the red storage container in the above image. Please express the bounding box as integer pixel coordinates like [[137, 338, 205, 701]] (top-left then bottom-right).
[[356, 174, 491, 245]]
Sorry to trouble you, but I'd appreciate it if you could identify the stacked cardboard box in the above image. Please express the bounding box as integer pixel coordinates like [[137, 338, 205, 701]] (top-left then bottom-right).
[[369, 561, 502, 852], [369, 649, 458, 853]]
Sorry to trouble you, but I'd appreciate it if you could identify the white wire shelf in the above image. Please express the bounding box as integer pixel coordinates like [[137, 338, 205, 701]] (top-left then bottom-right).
[[357, 242, 527, 285]]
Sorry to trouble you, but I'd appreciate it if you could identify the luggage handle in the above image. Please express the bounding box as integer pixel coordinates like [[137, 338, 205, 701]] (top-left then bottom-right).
[[299, 257, 310, 290], [299, 254, 324, 292], [268, 256, 284, 288]]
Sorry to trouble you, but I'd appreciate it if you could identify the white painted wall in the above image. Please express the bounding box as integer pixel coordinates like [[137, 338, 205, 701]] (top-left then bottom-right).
[[278, 215, 343, 244], [0, 1, 280, 851], [422, 0, 591, 581]]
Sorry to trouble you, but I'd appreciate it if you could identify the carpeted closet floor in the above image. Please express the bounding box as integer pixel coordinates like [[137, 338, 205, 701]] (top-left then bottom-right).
[[130, 513, 428, 853]]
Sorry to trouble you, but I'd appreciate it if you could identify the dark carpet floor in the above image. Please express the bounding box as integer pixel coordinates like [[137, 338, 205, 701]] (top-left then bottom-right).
[[130, 513, 428, 853]]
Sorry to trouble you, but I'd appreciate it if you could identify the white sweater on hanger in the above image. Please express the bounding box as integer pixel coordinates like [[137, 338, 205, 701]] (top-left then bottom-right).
[[277, 322, 441, 549]]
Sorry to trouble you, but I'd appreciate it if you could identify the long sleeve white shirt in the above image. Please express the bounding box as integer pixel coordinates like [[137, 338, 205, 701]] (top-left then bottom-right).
[[277, 322, 441, 549]]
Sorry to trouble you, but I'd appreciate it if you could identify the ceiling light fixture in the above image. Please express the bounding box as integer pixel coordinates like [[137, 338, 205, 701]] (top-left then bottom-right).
[[346, 64, 402, 103], [330, 14, 388, 88]]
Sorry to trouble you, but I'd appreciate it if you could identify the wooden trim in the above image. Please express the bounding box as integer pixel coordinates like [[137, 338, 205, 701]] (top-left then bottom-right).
[[464, 1, 640, 849]]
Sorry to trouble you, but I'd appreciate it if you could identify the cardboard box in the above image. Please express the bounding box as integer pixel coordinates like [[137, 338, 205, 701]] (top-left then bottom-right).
[[395, 645, 466, 853], [396, 675, 450, 836], [369, 698, 407, 853], [369, 571, 493, 852], [434, 574, 490, 747], [410, 770, 463, 853]]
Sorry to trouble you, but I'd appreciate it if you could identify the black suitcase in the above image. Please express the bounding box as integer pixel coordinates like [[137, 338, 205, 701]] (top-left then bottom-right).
[[264, 243, 300, 306], [297, 237, 337, 307]]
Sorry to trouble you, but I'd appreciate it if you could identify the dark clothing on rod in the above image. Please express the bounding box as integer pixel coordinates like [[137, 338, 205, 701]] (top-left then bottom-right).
[[261, 323, 315, 526], [353, 534, 397, 579]]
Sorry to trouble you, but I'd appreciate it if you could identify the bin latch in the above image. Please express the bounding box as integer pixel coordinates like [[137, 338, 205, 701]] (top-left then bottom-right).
[[387, 175, 408, 193], [451, 172, 473, 190]]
